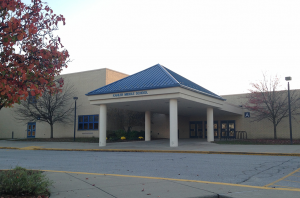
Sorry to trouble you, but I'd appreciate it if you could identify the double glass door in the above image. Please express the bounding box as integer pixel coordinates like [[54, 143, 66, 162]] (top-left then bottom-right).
[[221, 120, 235, 139], [189, 121, 203, 138], [27, 122, 36, 138]]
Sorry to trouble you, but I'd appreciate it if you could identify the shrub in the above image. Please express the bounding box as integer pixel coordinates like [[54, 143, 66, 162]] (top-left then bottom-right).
[[115, 129, 127, 139], [0, 166, 52, 197], [107, 130, 118, 141], [127, 131, 139, 140], [137, 130, 145, 139], [107, 129, 146, 141]]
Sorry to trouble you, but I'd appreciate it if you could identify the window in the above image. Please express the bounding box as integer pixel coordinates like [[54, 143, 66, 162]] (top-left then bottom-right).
[[28, 92, 37, 104], [78, 115, 99, 130]]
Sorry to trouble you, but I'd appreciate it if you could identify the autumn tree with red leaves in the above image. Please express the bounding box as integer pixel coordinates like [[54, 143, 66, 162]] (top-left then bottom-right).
[[0, 0, 69, 110], [244, 74, 300, 139]]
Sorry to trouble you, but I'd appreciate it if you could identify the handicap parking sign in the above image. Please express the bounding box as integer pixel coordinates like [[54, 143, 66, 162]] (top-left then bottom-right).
[[244, 112, 250, 118]]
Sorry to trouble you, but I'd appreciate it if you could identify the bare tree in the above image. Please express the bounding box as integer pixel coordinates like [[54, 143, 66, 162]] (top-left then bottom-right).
[[14, 83, 77, 138], [244, 74, 300, 139], [108, 108, 145, 132]]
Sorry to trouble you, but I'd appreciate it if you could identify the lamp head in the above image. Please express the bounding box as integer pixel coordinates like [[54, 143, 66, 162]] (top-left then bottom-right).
[[285, 76, 292, 81], [73, 97, 78, 100]]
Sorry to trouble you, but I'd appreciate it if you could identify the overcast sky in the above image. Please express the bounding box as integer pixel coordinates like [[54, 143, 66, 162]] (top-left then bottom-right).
[[25, 0, 300, 95]]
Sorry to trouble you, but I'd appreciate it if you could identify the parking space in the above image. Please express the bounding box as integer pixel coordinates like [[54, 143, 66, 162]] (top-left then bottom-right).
[[265, 167, 300, 189]]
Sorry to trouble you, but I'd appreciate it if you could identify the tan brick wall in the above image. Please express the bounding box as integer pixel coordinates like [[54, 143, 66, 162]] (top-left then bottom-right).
[[105, 69, 128, 85], [222, 93, 300, 139], [0, 69, 108, 138]]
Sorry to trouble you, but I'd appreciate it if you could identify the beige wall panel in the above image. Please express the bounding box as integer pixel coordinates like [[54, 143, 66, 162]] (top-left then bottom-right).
[[0, 68, 128, 139], [150, 114, 189, 139], [178, 116, 190, 138], [106, 69, 128, 85], [151, 113, 169, 139], [52, 69, 128, 138], [0, 107, 27, 139], [50, 69, 107, 138], [35, 122, 52, 138], [222, 93, 300, 139]]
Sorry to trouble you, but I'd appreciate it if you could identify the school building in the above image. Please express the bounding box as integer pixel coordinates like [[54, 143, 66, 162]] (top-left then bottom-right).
[[0, 64, 299, 147]]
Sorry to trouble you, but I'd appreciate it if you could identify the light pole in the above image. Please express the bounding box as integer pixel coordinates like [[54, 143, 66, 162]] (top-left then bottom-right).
[[285, 77, 292, 145], [73, 97, 78, 142]]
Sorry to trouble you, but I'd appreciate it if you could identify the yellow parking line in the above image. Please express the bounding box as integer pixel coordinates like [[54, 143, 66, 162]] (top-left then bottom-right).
[[284, 180, 300, 184], [42, 170, 300, 192], [264, 167, 300, 187], [273, 185, 299, 189], [1, 147, 300, 157], [19, 146, 43, 150]]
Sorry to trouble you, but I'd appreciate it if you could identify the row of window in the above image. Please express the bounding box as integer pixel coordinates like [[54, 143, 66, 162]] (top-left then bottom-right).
[[78, 115, 99, 130]]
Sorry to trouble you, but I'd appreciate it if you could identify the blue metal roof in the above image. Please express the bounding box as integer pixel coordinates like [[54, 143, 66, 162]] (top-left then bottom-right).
[[86, 64, 224, 100], [162, 67, 224, 99]]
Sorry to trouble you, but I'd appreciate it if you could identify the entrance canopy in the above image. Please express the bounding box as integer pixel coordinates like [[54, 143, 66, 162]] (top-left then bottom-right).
[[87, 64, 242, 116], [86, 64, 243, 147]]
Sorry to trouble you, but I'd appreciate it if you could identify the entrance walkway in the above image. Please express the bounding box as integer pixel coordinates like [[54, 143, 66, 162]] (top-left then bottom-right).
[[1, 139, 300, 155]]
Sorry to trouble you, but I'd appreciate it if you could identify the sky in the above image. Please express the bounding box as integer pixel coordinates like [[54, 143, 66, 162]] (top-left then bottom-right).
[[24, 0, 300, 95]]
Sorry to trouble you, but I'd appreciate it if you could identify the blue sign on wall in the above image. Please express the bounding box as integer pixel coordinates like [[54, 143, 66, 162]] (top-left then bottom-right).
[[244, 112, 250, 118]]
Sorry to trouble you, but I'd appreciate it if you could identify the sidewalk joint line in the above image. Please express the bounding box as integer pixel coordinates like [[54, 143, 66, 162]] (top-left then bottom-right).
[[167, 179, 219, 196], [42, 170, 300, 192], [65, 172, 117, 198]]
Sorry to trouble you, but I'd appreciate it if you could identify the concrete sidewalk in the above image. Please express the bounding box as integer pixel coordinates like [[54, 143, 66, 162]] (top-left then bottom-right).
[[45, 171, 300, 198], [1, 139, 300, 156]]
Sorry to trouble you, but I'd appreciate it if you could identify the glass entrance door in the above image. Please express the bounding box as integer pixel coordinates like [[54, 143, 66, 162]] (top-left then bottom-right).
[[221, 120, 235, 139], [189, 121, 203, 138], [27, 122, 36, 138]]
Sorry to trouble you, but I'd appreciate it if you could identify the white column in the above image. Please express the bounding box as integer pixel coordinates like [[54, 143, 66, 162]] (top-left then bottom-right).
[[145, 111, 151, 141], [207, 107, 214, 142], [169, 99, 178, 147], [99, 104, 107, 147]]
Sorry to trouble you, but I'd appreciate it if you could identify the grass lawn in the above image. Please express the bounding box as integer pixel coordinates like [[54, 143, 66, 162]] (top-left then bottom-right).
[[214, 139, 300, 145]]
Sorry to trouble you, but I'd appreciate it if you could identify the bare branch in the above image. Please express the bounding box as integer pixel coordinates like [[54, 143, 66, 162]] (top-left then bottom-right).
[[244, 74, 300, 139], [13, 81, 78, 138]]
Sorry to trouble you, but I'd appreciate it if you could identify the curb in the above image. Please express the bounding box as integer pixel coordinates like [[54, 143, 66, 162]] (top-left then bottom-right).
[[1, 147, 300, 156]]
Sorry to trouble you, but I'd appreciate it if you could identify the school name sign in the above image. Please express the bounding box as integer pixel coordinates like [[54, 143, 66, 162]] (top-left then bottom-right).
[[113, 91, 148, 97]]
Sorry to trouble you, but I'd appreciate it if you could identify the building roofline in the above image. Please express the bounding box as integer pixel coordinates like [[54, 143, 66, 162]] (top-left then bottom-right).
[[105, 68, 129, 76], [180, 84, 226, 101], [59, 68, 129, 77]]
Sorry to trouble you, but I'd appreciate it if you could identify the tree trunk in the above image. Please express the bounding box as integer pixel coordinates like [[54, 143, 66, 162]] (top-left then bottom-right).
[[50, 124, 53, 138], [273, 123, 277, 139]]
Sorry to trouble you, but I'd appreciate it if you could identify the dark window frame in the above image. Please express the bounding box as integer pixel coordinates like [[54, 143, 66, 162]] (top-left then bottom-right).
[[78, 115, 99, 130], [28, 92, 37, 104]]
